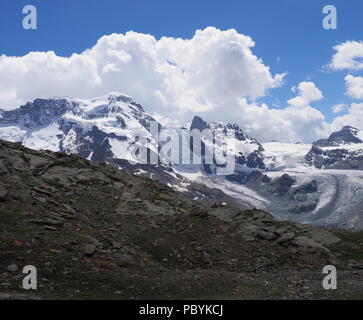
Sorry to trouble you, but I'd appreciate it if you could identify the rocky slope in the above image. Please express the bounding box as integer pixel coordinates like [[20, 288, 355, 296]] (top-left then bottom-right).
[[1, 139, 363, 300]]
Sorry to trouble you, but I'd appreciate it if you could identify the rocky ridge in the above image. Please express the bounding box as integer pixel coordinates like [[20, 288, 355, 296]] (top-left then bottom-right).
[[1, 139, 363, 299]]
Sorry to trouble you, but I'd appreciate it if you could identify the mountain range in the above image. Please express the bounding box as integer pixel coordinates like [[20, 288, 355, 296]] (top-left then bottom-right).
[[1, 93, 363, 228]]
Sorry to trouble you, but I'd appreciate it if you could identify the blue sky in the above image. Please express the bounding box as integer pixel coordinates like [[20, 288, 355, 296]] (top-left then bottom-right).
[[0, 0, 362, 141]]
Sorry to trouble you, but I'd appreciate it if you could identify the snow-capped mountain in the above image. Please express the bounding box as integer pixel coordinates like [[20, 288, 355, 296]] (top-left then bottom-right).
[[180, 115, 266, 184], [190, 116, 265, 169], [306, 126, 363, 170], [0, 93, 159, 164], [0, 93, 268, 210], [0, 94, 270, 179], [1, 93, 363, 228]]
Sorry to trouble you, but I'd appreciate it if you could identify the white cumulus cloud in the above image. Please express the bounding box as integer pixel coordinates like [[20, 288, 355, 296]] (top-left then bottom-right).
[[326, 41, 363, 133], [345, 74, 363, 100], [0, 27, 285, 114], [332, 103, 363, 131], [287, 82, 323, 108], [0, 27, 335, 142], [197, 81, 329, 143], [329, 41, 363, 71], [234, 98, 328, 143], [331, 103, 346, 113]]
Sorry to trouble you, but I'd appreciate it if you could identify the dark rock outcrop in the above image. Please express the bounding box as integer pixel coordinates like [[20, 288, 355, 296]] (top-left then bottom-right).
[[306, 126, 363, 169]]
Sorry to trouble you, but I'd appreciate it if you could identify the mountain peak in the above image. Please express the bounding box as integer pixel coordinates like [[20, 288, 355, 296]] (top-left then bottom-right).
[[92, 92, 134, 103], [313, 125, 362, 147], [190, 115, 209, 131], [328, 126, 362, 144], [340, 125, 359, 133]]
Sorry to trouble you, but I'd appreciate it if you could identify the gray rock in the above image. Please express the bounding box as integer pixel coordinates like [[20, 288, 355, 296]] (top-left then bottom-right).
[[256, 230, 276, 241], [82, 244, 96, 256], [115, 253, 137, 267], [291, 236, 328, 251], [6, 263, 18, 272], [209, 206, 241, 222], [304, 228, 340, 246], [276, 232, 296, 244], [271, 174, 295, 195], [111, 240, 122, 249]]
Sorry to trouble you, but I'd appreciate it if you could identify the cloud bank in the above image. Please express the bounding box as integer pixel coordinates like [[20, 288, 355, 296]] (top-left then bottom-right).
[[1, 28, 362, 143], [0, 27, 284, 111], [287, 82, 323, 108], [325, 41, 363, 132], [229, 82, 328, 143], [331, 103, 363, 132], [329, 41, 363, 71], [345, 74, 363, 100]]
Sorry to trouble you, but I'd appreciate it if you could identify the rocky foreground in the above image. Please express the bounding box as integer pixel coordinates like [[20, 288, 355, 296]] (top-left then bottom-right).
[[1, 140, 363, 300]]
